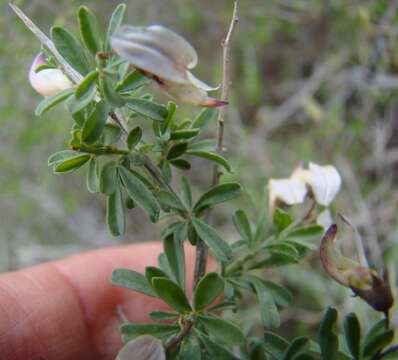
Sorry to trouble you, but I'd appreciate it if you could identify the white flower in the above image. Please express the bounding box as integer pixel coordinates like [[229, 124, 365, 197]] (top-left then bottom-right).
[[268, 162, 342, 213], [298, 162, 342, 207], [29, 53, 73, 97], [111, 25, 226, 107]]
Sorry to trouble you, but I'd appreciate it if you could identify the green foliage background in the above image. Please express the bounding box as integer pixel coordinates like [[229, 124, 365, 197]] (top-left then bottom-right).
[[1, 0, 398, 336]]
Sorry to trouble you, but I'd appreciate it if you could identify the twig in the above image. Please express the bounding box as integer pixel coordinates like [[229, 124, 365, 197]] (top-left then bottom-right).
[[193, 0, 239, 289], [165, 322, 193, 353]]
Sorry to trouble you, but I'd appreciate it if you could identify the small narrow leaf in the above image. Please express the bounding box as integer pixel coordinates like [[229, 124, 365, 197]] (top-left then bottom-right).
[[151, 277, 191, 313], [51, 26, 90, 75], [192, 218, 232, 262], [102, 123, 121, 145], [82, 101, 109, 143], [250, 277, 280, 329], [119, 167, 160, 222], [112, 268, 156, 297], [273, 208, 293, 235], [86, 157, 100, 193], [170, 159, 191, 170], [54, 154, 90, 173], [163, 233, 185, 290], [127, 126, 142, 150], [149, 311, 178, 321], [198, 315, 245, 345], [343, 313, 360, 359], [318, 307, 339, 360], [195, 331, 238, 360], [106, 184, 125, 236], [180, 176, 193, 208], [233, 209, 252, 244], [126, 98, 168, 121], [35, 89, 74, 116], [100, 161, 117, 195], [192, 108, 218, 129], [194, 182, 241, 213], [78, 6, 102, 54], [145, 267, 169, 284], [170, 129, 200, 140], [75, 70, 98, 99], [186, 150, 231, 172], [116, 70, 150, 92], [283, 337, 310, 360], [167, 142, 188, 160], [158, 191, 185, 212], [106, 3, 127, 51], [193, 272, 224, 311], [264, 331, 289, 359], [363, 329, 394, 358], [48, 150, 81, 166]]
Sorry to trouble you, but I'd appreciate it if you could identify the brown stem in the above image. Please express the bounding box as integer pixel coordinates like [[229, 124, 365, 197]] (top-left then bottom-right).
[[165, 322, 193, 353], [193, 0, 239, 289]]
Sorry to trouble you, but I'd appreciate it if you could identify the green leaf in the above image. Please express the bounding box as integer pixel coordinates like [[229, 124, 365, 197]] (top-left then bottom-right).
[[127, 126, 142, 150], [193, 272, 224, 311], [167, 142, 188, 160], [284, 225, 323, 241], [102, 123, 121, 145], [78, 6, 102, 54], [100, 160, 117, 195], [163, 233, 185, 289], [198, 315, 245, 345], [151, 277, 191, 313], [82, 101, 109, 143], [101, 75, 124, 107], [343, 313, 360, 359], [145, 266, 169, 284], [186, 150, 231, 172], [86, 157, 100, 193], [116, 70, 150, 93], [66, 86, 96, 114], [126, 98, 168, 121], [121, 323, 180, 342], [119, 167, 160, 222], [53, 153, 90, 173], [179, 332, 202, 360], [363, 329, 394, 358], [265, 243, 299, 262], [283, 337, 309, 360], [188, 139, 216, 152], [106, 184, 125, 236], [233, 209, 253, 245], [158, 191, 185, 212], [48, 150, 81, 166], [192, 218, 232, 262], [318, 307, 339, 360], [260, 279, 293, 308], [194, 182, 241, 214], [149, 311, 178, 321], [264, 331, 289, 360], [112, 268, 156, 297], [161, 101, 177, 134], [273, 208, 293, 235], [75, 70, 98, 99], [170, 129, 200, 140], [250, 278, 280, 329], [170, 159, 191, 170], [192, 108, 218, 129], [106, 3, 127, 51], [35, 89, 74, 116], [51, 26, 90, 75], [195, 330, 238, 360], [180, 176, 193, 208]]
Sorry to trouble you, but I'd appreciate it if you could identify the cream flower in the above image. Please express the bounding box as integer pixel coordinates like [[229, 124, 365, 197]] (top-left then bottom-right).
[[268, 177, 307, 214], [29, 53, 73, 97], [111, 25, 226, 107]]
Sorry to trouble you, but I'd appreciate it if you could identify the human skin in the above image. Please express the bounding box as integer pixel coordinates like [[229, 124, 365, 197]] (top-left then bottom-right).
[[0, 242, 198, 360]]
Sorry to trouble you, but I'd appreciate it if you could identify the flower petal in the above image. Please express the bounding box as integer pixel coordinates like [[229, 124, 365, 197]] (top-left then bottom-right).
[[269, 177, 307, 206], [29, 53, 73, 97], [305, 162, 342, 206], [111, 25, 198, 83], [186, 71, 219, 91]]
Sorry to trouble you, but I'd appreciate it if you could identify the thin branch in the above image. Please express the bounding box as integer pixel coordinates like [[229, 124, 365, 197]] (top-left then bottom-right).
[[165, 322, 193, 353], [193, 0, 239, 288]]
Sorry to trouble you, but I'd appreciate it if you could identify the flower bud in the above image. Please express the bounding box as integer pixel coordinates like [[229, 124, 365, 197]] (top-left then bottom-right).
[[29, 53, 73, 97]]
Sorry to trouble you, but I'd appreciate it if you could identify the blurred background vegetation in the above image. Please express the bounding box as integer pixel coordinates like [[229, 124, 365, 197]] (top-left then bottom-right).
[[2, 0, 398, 337]]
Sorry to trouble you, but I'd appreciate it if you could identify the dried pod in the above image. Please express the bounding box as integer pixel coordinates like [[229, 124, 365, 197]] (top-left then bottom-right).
[[320, 224, 394, 314]]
